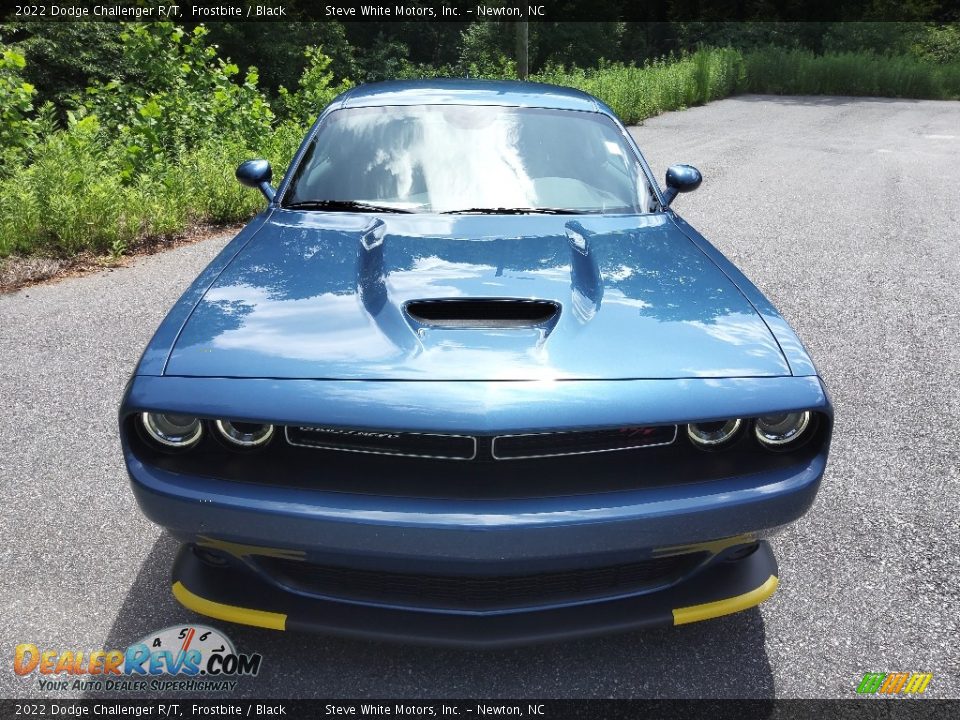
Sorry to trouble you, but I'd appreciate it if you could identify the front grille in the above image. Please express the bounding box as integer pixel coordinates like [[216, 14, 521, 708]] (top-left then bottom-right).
[[493, 425, 677, 459], [285, 426, 476, 460], [285, 424, 677, 461], [259, 553, 705, 609]]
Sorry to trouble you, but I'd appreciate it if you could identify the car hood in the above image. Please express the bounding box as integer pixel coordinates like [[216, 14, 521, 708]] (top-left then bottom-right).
[[165, 211, 790, 380]]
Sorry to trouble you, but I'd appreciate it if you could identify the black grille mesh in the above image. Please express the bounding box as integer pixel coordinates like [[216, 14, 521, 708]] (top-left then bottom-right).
[[286, 426, 476, 459], [260, 553, 705, 609], [285, 425, 677, 461], [493, 425, 677, 459]]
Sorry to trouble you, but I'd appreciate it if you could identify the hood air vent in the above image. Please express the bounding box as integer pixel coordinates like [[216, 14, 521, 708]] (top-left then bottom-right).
[[405, 299, 560, 328]]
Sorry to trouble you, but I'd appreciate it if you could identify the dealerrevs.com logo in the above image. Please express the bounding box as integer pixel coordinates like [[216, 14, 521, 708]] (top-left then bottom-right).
[[14, 625, 262, 693], [856, 672, 933, 696]]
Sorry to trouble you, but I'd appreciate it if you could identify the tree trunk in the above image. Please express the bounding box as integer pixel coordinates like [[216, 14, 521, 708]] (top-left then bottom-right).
[[516, 22, 529, 80]]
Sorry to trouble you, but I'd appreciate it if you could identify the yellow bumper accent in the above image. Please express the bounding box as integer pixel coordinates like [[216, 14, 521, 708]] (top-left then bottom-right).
[[672, 575, 778, 626], [172, 581, 287, 631], [652, 533, 757, 558], [196, 535, 306, 562]]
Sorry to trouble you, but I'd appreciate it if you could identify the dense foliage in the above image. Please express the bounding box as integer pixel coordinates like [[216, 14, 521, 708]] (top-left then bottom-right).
[[0, 23, 305, 258], [0, 47, 39, 171], [0, 20, 958, 260]]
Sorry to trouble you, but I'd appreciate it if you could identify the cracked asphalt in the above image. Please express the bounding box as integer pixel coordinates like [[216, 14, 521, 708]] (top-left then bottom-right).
[[1, 96, 958, 699]]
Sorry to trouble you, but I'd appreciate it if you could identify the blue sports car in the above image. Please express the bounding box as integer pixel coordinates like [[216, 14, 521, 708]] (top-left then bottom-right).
[[120, 79, 832, 645]]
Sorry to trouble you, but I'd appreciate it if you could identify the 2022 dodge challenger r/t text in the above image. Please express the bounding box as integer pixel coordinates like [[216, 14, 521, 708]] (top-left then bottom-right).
[[119, 80, 832, 645]]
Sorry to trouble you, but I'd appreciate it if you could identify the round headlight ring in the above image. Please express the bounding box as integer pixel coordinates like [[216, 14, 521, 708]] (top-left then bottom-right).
[[214, 419, 275, 448], [141, 412, 203, 449], [687, 418, 743, 449], [754, 411, 813, 448]]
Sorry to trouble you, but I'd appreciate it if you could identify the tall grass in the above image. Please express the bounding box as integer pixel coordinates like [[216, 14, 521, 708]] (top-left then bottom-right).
[[0, 121, 301, 258], [742, 47, 960, 98], [533, 48, 747, 124], [536, 47, 960, 125]]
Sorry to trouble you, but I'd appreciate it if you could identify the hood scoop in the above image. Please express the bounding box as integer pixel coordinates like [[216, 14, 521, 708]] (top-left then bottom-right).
[[405, 299, 560, 329]]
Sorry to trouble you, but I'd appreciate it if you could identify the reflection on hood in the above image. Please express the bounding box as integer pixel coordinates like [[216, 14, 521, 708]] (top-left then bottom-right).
[[165, 213, 790, 380]]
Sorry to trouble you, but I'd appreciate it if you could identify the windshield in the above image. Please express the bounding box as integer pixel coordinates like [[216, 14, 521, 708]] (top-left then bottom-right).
[[282, 105, 657, 214]]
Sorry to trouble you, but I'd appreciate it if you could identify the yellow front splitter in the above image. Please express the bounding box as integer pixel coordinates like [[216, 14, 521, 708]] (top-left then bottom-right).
[[172, 580, 287, 631], [172, 573, 780, 636], [672, 574, 779, 625], [168, 540, 781, 644]]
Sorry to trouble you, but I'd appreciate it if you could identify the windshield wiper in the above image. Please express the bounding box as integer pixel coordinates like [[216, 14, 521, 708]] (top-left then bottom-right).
[[440, 207, 580, 215], [284, 200, 414, 213]]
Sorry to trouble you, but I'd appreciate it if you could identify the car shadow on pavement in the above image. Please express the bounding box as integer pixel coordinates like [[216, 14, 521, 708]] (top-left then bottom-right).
[[89, 533, 775, 699]]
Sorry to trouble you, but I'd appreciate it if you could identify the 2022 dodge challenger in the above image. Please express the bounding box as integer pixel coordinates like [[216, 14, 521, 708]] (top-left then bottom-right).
[[120, 80, 832, 645]]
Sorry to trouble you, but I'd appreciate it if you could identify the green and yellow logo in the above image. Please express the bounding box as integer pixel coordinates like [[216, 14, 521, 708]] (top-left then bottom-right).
[[856, 672, 932, 695]]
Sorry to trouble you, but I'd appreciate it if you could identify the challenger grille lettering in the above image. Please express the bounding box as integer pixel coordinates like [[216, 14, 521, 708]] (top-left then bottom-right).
[[286, 426, 477, 460], [301, 427, 402, 440], [286, 425, 678, 461]]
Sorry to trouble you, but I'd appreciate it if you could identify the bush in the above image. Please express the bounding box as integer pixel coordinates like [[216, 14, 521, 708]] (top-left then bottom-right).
[[84, 23, 275, 177], [912, 24, 960, 64], [0, 22, 308, 259], [0, 113, 137, 257], [0, 116, 303, 259], [0, 46, 39, 172]]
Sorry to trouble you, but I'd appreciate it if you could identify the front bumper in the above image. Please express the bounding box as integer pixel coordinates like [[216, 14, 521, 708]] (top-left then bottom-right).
[[123, 375, 830, 642], [128, 447, 824, 570], [171, 540, 780, 646]]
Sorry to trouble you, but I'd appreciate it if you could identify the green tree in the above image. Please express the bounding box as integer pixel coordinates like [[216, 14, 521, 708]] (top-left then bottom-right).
[[458, 23, 515, 76], [205, 21, 357, 95], [278, 45, 354, 124], [354, 33, 416, 82], [4, 23, 123, 113], [912, 24, 960, 63], [84, 23, 274, 176], [0, 46, 38, 172], [531, 22, 624, 69]]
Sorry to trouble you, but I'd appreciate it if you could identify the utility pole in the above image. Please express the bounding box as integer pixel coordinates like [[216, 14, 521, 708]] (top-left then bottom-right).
[[516, 21, 529, 80]]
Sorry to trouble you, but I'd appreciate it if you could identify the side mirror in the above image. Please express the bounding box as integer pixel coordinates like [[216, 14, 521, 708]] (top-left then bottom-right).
[[236, 159, 276, 201], [662, 164, 702, 207]]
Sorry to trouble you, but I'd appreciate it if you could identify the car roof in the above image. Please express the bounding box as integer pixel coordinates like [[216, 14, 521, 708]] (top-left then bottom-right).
[[337, 79, 603, 113]]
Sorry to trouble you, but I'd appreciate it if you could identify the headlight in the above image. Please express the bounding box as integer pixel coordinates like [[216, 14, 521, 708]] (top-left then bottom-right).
[[754, 411, 812, 448], [687, 418, 743, 448], [141, 412, 203, 449], [214, 420, 275, 448]]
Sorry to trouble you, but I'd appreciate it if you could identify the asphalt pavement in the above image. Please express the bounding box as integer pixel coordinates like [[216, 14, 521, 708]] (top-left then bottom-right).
[[1, 95, 958, 699]]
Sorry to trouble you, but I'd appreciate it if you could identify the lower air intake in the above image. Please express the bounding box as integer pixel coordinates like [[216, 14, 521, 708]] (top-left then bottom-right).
[[258, 553, 705, 609]]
